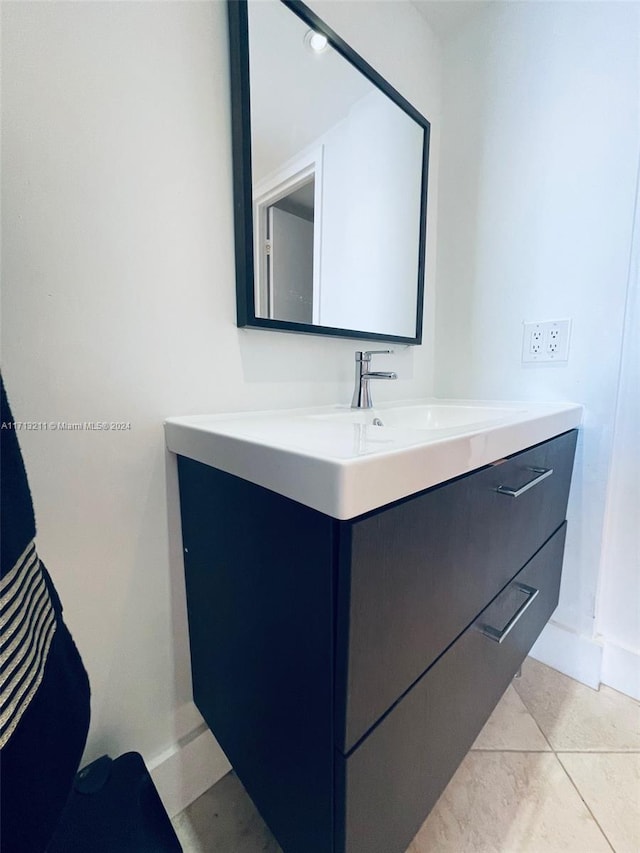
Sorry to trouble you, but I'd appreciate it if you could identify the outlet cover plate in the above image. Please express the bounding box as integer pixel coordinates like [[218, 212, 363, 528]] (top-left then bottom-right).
[[522, 319, 571, 363]]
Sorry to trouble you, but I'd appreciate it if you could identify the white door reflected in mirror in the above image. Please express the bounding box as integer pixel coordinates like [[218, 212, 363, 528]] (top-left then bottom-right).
[[269, 200, 314, 324]]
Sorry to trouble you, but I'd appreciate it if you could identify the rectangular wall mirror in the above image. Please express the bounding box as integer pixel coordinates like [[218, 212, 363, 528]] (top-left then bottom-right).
[[228, 0, 431, 344]]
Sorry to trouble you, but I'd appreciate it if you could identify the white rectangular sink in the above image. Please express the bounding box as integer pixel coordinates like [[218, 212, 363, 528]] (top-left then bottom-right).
[[165, 399, 582, 520], [308, 403, 523, 431]]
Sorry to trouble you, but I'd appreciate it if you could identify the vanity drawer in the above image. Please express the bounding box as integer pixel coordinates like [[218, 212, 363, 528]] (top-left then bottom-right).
[[336, 429, 576, 752], [336, 523, 567, 853]]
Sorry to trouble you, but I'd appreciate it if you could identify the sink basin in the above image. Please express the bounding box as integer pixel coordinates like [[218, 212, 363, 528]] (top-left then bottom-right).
[[165, 398, 582, 520], [309, 403, 523, 431]]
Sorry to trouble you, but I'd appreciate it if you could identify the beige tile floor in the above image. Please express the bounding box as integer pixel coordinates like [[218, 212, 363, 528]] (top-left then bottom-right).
[[173, 658, 640, 852]]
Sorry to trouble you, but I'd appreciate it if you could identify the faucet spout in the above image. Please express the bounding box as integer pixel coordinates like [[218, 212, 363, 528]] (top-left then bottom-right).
[[351, 351, 397, 409]]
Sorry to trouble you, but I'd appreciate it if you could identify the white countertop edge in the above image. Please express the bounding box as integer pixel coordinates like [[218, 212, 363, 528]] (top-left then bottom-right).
[[165, 400, 582, 520], [334, 407, 581, 519]]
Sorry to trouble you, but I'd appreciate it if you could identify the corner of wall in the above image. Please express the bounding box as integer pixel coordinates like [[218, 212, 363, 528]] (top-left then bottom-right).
[[599, 640, 640, 702], [147, 715, 231, 819], [529, 620, 603, 690]]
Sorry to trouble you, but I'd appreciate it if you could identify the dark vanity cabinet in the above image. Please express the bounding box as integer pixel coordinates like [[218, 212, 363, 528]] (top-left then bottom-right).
[[176, 429, 578, 853]]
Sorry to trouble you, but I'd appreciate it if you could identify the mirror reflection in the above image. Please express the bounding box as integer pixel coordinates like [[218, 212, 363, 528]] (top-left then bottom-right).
[[263, 176, 316, 324], [238, 0, 430, 342]]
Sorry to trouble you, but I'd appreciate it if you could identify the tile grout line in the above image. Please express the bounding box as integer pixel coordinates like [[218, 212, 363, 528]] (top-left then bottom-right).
[[511, 677, 556, 751], [512, 669, 629, 851], [555, 752, 618, 853], [546, 749, 640, 753], [471, 747, 640, 753], [513, 671, 618, 851], [470, 748, 553, 753], [512, 673, 640, 753], [466, 748, 620, 851]]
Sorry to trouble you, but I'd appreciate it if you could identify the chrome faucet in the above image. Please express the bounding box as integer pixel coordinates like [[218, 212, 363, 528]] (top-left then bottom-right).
[[351, 350, 397, 409]]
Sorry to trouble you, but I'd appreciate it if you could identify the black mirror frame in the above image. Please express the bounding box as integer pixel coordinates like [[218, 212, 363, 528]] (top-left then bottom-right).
[[227, 0, 431, 345]]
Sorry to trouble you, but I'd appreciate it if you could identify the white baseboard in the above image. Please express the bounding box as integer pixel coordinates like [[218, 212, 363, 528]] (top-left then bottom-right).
[[530, 621, 640, 700], [600, 640, 640, 700], [148, 724, 231, 819], [529, 620, 603, 689]]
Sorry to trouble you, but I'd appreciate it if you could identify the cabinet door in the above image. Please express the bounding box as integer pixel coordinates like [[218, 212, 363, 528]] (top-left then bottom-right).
[[336, 430, 577, 752], [336, 524, 567, 853]]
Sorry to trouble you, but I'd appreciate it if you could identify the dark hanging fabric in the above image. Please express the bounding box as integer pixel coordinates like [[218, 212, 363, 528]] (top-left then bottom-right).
[[1, 376, 91, 852]]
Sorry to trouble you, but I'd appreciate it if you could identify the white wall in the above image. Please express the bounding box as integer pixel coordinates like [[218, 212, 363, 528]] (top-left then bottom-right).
[[435, 1, 639, 689], [320, 89, 424, 336], [596, 156, 640, 699], [1, 0, 441, 814]]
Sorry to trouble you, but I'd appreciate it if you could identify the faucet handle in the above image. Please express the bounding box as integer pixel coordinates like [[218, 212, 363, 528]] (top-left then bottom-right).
[[356, 349, 394, 362]]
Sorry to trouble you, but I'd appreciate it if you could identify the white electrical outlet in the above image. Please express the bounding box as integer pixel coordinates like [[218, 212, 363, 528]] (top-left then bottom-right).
[[530, 328, 543, 355], [522, 319, 571, 363]]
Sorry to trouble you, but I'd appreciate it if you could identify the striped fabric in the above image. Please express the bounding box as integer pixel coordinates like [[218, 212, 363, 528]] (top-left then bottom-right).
[[0, 538, 57, 749]]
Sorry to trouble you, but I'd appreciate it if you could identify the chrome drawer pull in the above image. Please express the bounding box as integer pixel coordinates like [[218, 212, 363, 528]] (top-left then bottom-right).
[[480, 583, 540, 643], [496, 466, 553, 497]]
